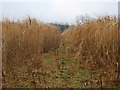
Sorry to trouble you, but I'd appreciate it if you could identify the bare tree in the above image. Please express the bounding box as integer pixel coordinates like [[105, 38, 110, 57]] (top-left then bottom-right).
[[76, 14, 92, 24]]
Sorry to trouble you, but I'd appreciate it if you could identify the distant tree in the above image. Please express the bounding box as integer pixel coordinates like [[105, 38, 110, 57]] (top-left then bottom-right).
[[51, 23, 70, 32]]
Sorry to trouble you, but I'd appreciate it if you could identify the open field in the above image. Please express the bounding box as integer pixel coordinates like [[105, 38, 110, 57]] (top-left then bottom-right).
[[2, 16, 120, 88]]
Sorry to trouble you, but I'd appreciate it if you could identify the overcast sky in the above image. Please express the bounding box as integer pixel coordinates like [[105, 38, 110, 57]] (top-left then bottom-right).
[[0, 0, 119, 24]]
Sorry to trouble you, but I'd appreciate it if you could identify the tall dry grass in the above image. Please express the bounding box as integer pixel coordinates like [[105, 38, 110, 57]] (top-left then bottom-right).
[[2, 18, 61, 59], [2, 16, 120, 88], [61, 16, 119, 87], [2, 18, 61, 87]]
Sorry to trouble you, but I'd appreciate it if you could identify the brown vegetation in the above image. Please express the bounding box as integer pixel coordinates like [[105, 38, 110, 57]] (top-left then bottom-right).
[[61, 16, 120, 88], [2, 16, 120, 88], [2, 18, 61, 88]]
